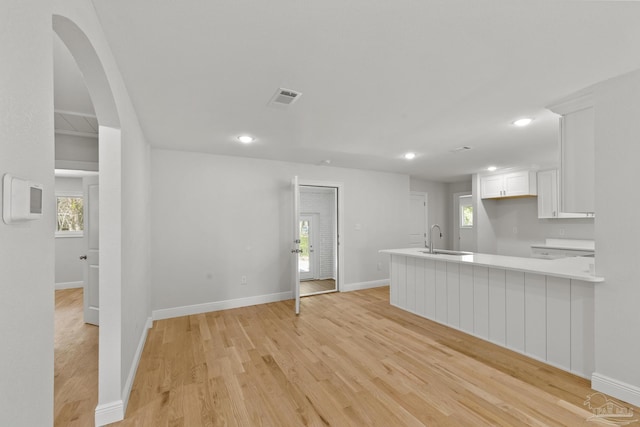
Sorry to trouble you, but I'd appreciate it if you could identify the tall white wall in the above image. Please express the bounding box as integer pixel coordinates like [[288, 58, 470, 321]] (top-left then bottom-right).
[[55, 177, 85, 286], [0, 1, 55, 426], [592, 69, 640, 406], [150, 149, 409, 312]]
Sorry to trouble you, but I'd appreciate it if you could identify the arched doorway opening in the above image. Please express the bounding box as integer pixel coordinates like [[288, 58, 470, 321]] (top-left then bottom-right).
[[53, 14, 124, 425]]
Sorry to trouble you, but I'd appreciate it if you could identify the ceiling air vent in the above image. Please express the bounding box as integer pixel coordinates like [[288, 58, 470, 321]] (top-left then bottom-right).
[[269, 88, 302, 107], [450, 146, 472, 152]]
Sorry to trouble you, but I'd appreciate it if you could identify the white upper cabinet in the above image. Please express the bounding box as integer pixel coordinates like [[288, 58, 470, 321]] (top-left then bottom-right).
[[547, 92, 595, 214], [480, 170, 537, 199], [537, 169, 558, 218]]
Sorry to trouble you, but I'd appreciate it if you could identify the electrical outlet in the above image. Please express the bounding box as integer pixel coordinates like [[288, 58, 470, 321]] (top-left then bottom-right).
[[241, 276, 247, 285]]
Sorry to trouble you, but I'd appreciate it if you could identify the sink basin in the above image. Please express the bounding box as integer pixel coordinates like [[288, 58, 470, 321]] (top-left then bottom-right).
[[420, 249, 473, 256]]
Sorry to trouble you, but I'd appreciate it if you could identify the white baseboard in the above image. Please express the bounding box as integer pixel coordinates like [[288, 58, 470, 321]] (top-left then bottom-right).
[[121, 317, 153, 413], [95, 400, 124, 427], [592, 372, 640, 407], [55, 281, 83, 290], [341, 279, 388, 292], [152, 291, 293, 321]]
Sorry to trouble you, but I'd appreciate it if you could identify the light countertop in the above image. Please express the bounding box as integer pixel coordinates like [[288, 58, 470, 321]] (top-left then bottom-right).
[[380, 248, 603, 283], [530, 238, 595, 252]]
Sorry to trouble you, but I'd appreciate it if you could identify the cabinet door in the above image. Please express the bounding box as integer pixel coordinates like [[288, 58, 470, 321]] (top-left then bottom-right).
[[504, 171, 534, 197], [537, 169, 558, 218], [481, 175, 504, 199], [561, 107, 594, 213]]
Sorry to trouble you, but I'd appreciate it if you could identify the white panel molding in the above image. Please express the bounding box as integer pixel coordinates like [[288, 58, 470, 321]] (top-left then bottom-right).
[[95, 400, 124, 427], [592, 373, 640, 408], [121, 317, 153, 413], [341, 279, 389, 292], [54, 159, 99, 171], [55, 281, 83, 290], [152, 291, 293, 321]]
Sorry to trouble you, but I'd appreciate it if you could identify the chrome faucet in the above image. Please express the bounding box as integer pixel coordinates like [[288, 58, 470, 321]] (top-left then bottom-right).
[[429, 224, 442, 254]]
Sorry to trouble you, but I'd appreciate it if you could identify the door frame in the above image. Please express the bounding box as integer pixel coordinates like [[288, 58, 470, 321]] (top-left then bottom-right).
[[409, 191, 429, 248], [298, 180, 344, 293], [452, 192, 472, 251]]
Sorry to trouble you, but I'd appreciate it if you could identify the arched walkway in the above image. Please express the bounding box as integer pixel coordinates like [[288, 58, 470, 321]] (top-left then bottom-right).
[[53, 14, 125, 425]]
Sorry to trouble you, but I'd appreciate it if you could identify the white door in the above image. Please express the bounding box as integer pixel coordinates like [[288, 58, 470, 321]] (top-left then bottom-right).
[[409, 192, 428, 248], [299, 214, 316, 281], [455, 193, 475, 252], [292, 176, 301, 315], [82, 175, 99, 325]]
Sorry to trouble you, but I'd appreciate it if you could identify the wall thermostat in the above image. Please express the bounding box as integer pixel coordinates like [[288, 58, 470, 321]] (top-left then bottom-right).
[[2, 174, 44, 224]]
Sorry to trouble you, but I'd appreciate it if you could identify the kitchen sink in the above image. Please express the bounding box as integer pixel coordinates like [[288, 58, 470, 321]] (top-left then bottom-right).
[[420, 249, 473, 256]]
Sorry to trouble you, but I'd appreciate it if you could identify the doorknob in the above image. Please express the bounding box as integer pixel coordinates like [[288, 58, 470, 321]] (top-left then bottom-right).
[[79, 255, 87, 260]]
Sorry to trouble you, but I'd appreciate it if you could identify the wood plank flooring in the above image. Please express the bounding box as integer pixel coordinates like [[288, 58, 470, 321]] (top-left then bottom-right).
[[54, 288, 98, 427], [109, 286, 638, 426], [300, 279, 336, 295]]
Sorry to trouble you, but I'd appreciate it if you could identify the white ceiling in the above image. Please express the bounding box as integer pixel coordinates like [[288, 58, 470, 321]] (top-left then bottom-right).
[[54, 1, 640, 182]]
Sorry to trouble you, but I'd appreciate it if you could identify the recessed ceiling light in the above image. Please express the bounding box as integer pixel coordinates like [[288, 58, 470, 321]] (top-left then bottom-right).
[[487, 166, 497, 172], [237, 135, 255, 144], [404, 152, 416, 160], [513, 118, 533, 127]]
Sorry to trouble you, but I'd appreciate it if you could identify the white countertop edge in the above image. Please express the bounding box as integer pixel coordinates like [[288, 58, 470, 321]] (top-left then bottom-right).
[[380, 248, 603, 283], [530, 244, 595, 252]]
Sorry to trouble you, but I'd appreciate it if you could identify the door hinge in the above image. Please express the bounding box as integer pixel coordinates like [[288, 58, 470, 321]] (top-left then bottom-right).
[[294, 239, 300, 244]]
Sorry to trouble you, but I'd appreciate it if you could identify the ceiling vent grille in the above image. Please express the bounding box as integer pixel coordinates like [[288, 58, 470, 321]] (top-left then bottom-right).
[[450, 146, 472, 152], [269, 88, 302, 107]]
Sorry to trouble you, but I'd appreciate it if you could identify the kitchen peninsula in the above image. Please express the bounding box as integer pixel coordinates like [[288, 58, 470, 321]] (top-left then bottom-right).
[[380, 248, 602, 379]]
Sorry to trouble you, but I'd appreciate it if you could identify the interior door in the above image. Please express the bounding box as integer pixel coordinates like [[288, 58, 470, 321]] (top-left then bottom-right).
[[409, 192, 427, 247], [82, 175, 99, 325], [292, 176, 301, 314]]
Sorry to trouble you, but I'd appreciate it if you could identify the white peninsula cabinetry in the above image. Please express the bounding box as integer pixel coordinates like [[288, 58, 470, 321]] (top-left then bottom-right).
[[381, 248, 601, 379], [480, 170, 537, 199]]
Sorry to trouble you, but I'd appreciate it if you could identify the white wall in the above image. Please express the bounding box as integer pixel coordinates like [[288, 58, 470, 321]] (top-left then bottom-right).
[[151, 149, 409, 312], [472, 174, 595, 257], [592, 69, 640, 406], [482, 197, 595, 257], [0, 1, 55, 426], [55, 133, 98, 165], [300, 187, 336, 279], [55, 177, 85, 287], [409, 178, 450, 248]]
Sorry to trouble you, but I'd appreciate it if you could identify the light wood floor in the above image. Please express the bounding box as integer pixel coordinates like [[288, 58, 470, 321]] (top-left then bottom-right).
[[109, 286, 638, 426], [54, 288, 98, 427], [300, 279, 336, 295]]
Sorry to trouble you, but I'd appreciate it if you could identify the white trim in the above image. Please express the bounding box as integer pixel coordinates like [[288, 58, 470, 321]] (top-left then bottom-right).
[[152, 291, 293, 321], [95, 400, 124, 427], [410, 191, 429, 249], [55, 108, 98, 119], [340, 279, 388, 292], [55, 129, 98, 139], [298, 179, 344, 296], [121, 317, 153, 413], [592, 372, 640, 407], [55, 160, 99, 172], [55, 281, 83, 290]]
